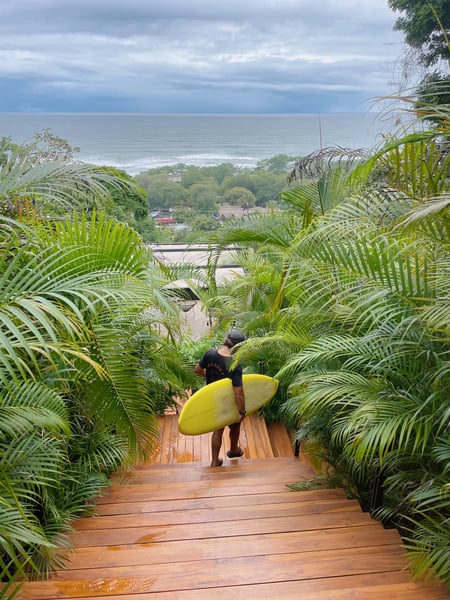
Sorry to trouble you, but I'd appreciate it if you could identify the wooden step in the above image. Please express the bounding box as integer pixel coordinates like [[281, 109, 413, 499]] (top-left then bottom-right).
[[74, 497, 362, 531], [11, 423, 447, 600], [95, 488, 349, 516], [122, 456, 315, 479], [63, 525, 400, 570], [18, 546, 444, 599]]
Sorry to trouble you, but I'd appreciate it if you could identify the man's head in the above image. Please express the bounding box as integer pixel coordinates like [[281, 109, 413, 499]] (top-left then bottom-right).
[[224, 329, 246, 348]]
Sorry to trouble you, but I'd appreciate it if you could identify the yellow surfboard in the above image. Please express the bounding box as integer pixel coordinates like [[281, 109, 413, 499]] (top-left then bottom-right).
[[178, 374, 279, 435]]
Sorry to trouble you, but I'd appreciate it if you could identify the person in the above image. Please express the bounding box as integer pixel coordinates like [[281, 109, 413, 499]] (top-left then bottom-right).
[[194, 329, 247, 467]]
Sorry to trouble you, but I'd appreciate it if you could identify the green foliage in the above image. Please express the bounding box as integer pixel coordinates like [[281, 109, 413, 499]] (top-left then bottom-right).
[[388, 0, 450, 67], [416, 73, 450, 125], [134, 172, 188, 211], [100, 167, 148, 216], [187, 182, 219, 215], [199, 106, 450, 588], [251, 171, 287, 206], [0, 133, 152, 230], [256, 154, 300, 174], [388, 0, 450, 122], [0, 149, 193, 591], [376, 136, 450, 198], [180, 166, 209, 187], [0, 156, 121, 218], [201, 163, 237, 184], [223, 186, 256, 209], [134, 160, 289, 221]]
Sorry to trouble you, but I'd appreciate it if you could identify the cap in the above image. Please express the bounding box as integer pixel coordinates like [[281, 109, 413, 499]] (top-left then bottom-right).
[[226, 329, 246, 346]]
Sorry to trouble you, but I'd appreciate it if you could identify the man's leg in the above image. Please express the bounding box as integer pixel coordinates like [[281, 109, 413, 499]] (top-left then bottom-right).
[[211, 428, 224, 467], [228, 422, 242, 456]]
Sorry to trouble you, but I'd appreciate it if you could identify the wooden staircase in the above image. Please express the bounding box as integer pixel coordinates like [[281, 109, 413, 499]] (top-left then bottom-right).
[[14, 416, 448, 599]]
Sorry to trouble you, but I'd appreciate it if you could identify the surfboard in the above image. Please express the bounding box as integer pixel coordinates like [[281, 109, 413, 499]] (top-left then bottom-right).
[[178, 374, 279, 435]]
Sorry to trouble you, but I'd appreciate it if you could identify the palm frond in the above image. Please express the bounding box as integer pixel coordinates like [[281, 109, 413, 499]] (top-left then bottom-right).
[[0, 380, 68, 436], [210, 212, 304, 250], [0, 157, 134, 212], [403, 513, 450, 584], [288, 146, 368, 182]]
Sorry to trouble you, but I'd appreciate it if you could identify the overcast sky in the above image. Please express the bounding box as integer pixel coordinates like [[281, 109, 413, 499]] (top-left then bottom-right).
[[0, 0, 405, 114]]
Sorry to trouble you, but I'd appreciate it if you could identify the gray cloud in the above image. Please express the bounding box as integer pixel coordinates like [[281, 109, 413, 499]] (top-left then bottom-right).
[[0, 0, 404, 113]]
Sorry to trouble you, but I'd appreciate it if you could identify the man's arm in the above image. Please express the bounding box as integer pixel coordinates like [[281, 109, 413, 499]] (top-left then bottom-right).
[[233, 385, 246, 420]]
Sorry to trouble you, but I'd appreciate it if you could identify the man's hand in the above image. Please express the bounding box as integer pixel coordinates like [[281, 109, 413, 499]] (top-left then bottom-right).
[[194, 363, 206, 378]]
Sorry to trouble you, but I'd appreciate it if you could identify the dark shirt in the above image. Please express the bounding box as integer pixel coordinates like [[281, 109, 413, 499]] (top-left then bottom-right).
[[198, 349, 243, 387]]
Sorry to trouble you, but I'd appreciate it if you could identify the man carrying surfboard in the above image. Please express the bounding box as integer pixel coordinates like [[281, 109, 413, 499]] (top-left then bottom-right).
[[194, 329, 247, 467]]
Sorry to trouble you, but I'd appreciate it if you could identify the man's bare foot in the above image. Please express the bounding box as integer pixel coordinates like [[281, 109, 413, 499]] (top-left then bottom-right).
[[210, 458, 223, 467]]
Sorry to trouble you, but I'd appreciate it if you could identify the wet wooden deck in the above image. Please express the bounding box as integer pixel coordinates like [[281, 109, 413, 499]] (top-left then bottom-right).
[[13, 414, 449, 599]]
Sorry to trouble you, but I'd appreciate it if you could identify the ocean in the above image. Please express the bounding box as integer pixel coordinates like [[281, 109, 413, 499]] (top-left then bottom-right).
[[0, 113, 397, 176]]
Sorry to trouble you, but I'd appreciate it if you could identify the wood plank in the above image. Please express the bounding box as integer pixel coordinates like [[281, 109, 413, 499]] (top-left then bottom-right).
[[250, 414, 262, 458], [156, 415, 170, 464], [175, 425, 186, 462], [259, 415, 276, 458], [193, 428, 202, 462], [68, 511, 377, 547], [116, 460, 316, 484], [27, 575, 447, 600], [62, 525, 401, 570], [95, 480, 340, 503], [200, 428, 211, 463], [101, 459, 321, 496], [95, 488, 349, 516], [237, 416, 249, 457], [242, 414, 257, 457], [169, 411, 180, 463], [131, 454, 306, 472], [111, 462, 319, 484], [266, 421, 295, 456], [16, 571, 450, 600], [20, 545, 409, 594], [74, 498, 362, 531], [249, 414, 274, 458]]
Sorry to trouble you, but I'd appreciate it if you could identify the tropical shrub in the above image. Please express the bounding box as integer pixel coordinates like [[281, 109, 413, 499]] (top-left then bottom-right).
[[0, 150, 193, 593], [202, 112, 450, 587]]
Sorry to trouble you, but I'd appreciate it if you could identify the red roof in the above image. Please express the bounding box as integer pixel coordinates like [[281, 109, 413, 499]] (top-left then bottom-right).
[[155, 217, 176, 224]]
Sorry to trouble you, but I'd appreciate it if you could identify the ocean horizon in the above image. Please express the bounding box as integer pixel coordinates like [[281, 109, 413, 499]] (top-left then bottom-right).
[[0, 112, 400, 176]]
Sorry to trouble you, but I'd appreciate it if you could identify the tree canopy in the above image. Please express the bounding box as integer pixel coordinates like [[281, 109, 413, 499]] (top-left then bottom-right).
[[388, 0, 450, 121], [388, 0, 450, 67]]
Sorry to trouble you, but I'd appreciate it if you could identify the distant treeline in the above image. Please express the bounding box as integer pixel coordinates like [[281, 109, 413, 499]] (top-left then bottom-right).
[[131, 154, 303, 242], [134, 154, 300, 213]]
